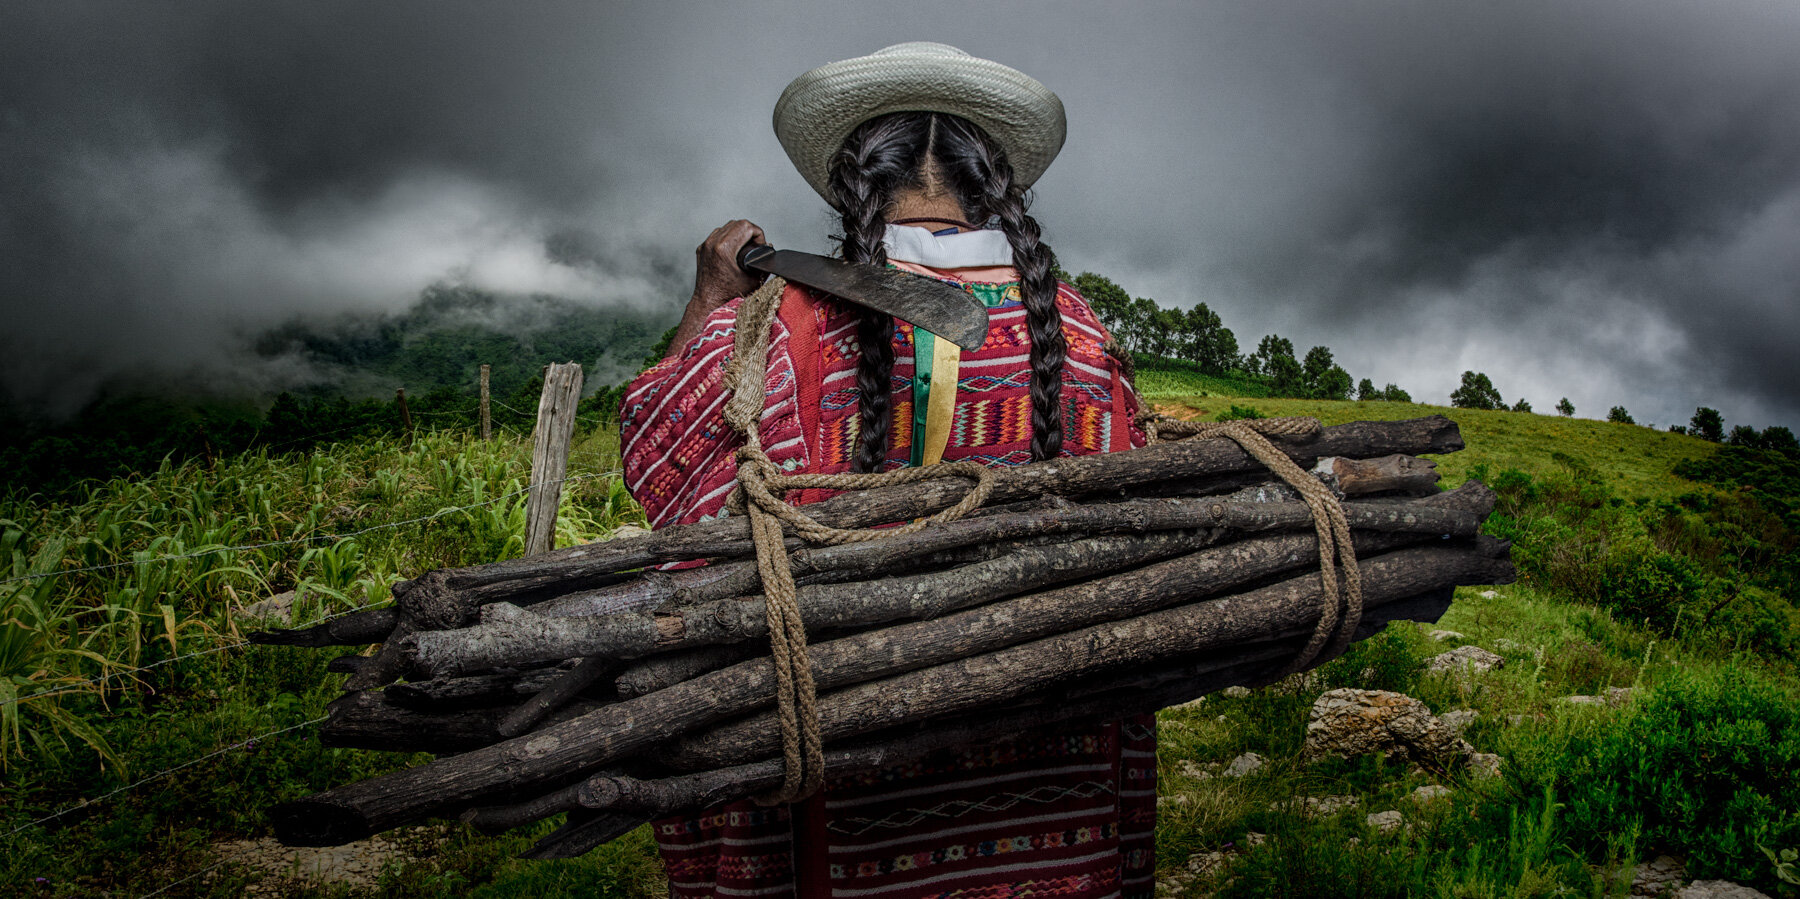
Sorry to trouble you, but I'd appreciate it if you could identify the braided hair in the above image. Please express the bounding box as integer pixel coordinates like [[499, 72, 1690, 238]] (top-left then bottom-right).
[[827, 112, 1066, 471]]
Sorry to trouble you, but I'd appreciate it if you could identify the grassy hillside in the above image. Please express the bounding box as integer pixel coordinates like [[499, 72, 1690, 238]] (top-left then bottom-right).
[[2, 384, 1796, 896]]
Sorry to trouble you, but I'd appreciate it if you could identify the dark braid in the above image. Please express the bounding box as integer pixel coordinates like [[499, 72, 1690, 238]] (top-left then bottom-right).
[[934, 117, 1066, 460], [826, 111, 1067, 467], [828, 117, 918, 472]]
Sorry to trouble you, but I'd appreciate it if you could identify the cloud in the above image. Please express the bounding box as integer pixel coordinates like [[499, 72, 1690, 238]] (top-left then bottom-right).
[[1, 1, 1796, 431]]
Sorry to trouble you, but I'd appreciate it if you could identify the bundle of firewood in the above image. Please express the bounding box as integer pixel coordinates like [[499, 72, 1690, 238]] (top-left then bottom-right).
[[258, 415, 1512, 858]]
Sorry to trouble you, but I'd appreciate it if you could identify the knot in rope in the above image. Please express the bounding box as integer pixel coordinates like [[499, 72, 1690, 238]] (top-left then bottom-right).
[[720, 276, 997, 803]]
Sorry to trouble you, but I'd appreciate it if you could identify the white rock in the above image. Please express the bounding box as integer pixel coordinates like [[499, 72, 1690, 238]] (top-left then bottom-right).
[[1439, 709, 1479, 733], [1366, 810, 1405, 832], [1409, 784, 1453, 803], [1425, 645, 1505, 675], [1224, 752, 1264, 778], [1171, 695, 1207, 710], [1177, 759, 1213, 780], [1565, 688, 1636, 707], [1302, 689, 1475, 766], [1631, 855, 1687, 896], [1478, 590, 1499, 598], [1673, 881, 1772, 899], [1428, 629, 1467, 641], [1468, 752, 1504, 778], [1272, 794, 1360, 818], [1244, 832, 1268, 848], [1222, 685, 1252, 699]]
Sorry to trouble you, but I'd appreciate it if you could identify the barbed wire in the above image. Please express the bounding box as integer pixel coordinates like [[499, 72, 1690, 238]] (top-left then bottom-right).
[[0, 469, 621, 589], [0, 598, 394, 709], [3, 715, 328, 838], [137, 852, 244, 899]]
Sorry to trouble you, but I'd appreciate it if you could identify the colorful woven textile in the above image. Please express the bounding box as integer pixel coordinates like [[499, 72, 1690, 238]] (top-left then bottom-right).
[[620, 268, 1155, 898]]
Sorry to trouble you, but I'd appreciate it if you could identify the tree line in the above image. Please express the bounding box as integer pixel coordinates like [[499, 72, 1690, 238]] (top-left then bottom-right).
[[1066, 271, 1412, 402]]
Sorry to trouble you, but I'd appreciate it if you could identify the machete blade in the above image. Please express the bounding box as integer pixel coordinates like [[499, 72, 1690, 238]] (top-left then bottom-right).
[[738, 245, 989, 352]]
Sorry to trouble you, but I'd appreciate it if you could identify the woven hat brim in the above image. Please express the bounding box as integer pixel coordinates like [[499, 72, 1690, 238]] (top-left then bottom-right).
[[773, 49, 1066, 207]]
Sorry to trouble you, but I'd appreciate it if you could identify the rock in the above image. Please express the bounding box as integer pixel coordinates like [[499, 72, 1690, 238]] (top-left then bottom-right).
[[1302, 689, 1475, 767], [1632, 855, 1687, 896], [1409, 784, 1453, 803], [1177, 759, 1213, 780], [1425, 645, 1505, 675], [1222, 685, 1251, 699], [1673, 882, 1772, 899], [1478, 590, 1499, 598], [1187, 850, 1232, 876], [1244, 832, 1268, 848], [1365, 810, 1404, 832], [1492, 638, 1530, 654], [237, 591, 299, 624], [1157, 793, 1193, 808], [1469, 752, 1503, 778], [1439, 709, 1479, 733], [1566, 687, 1637, 707], [1272, 794, 1360, 818], [1223, 752, 1264, 777], [1428, 629, 1467, 641], [1171, 695, 1207, 710]]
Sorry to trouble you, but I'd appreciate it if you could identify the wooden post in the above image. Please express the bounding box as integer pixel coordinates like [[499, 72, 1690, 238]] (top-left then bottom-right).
[[479, 365, 492, 442], [524, 363, 583, 557], [396, 388, 413, 435]]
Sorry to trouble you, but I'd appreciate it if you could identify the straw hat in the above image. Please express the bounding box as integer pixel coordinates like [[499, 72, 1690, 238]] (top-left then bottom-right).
[[773, 42, 1067, 207]]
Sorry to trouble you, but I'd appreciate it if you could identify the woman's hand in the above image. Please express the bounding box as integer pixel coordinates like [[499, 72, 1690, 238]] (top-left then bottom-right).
[[666, 220, 769, 355]]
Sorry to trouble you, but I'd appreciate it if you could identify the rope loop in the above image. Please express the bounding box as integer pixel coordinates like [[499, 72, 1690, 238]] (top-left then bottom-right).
[[1139, 412, 1362, 673]]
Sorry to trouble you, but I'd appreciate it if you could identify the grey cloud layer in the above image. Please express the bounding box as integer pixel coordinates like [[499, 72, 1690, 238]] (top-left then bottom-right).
[[2, 1, 1795, 427]]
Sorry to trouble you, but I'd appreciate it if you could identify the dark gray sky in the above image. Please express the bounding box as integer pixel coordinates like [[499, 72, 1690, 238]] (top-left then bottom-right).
[[3, 1, 1797, 430]]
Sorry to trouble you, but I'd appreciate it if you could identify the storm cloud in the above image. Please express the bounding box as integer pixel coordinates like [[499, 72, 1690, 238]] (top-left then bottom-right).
[[2, 1, 1796, 429]]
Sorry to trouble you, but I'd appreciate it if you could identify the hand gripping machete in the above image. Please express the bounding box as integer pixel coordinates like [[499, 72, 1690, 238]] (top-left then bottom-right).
[[736, 243, 989, 351]]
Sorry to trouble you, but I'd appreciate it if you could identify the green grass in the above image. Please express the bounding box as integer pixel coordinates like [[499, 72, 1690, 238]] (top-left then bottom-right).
[[1142, 392, 1717, 503], [3, 384, 1796, 897]]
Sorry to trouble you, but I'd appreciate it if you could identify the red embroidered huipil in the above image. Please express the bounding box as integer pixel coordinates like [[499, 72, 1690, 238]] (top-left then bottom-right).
[[620, 255, 1157, 899]]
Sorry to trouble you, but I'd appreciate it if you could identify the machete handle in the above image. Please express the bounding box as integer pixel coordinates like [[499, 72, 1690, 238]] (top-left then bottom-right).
[[736, 242, 776, 273]]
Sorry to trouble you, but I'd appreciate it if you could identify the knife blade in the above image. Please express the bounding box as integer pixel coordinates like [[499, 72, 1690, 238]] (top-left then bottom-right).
[[737, 244, 989, 352]]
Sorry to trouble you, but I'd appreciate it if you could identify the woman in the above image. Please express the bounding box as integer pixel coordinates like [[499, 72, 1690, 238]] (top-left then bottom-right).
[[621, 43, 1156, 899]]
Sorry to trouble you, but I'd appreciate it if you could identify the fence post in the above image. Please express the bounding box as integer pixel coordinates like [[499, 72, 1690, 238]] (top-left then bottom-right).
[[479, 364, 492, 442], [396, 388, 413, 435], [524, 362, 583, 556]]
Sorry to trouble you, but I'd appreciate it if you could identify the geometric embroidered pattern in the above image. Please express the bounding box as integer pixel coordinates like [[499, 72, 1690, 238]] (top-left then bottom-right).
[[829, 780, 1118, 836]]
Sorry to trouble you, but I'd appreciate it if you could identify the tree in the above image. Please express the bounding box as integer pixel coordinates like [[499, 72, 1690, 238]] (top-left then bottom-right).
[[1607, 406, 1635, 424], [1248, 335, 1295, 379], [1689, 407, 1724, 442], [1511, 398, 1533, 413], [1177, 303, 1238, 374], [1357, 378, 1378, 401], [1668, 425, 1688, 435], [1726, 424, 1760, 446], [1381, 383, 1412, 403], [1300, 347, 1350, 400], [1450, 371, 1504, 410], [1071, 272, 1132, 340], [1556, 397, 1574, 417]]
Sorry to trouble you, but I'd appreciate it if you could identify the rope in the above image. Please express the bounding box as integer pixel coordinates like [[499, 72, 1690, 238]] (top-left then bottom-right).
[[721, 278, 993, 803], [1138, 412, 1363, 671]]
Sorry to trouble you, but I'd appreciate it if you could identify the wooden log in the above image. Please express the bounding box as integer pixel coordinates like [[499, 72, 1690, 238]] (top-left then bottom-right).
[[524, 362, 583, 557], [479, 363, 492, 442], [270, 534, 1502, 846], [402, 492, 1484, 678], [666, 542, 1511, 769], [321, 688, 605, 754], [248, 607, 400, 647], [385, 416, 1464, 629], [497, 655, 617, 738], [385, 667, 569, 712], [614, 645, 761, 699], [1316, 454, 1439, 496], [326, 655, 369, 675]]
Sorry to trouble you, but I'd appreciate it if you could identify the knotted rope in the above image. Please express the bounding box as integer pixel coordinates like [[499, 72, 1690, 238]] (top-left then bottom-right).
[[1138, 412, 1364, 673], [721, 277, 995, 803]]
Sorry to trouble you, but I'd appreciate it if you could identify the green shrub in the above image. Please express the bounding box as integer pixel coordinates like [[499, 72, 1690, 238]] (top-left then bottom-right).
[[1557, 665, 1800, 889]]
